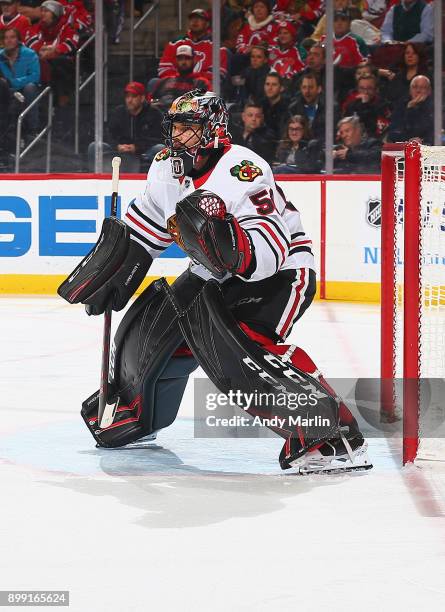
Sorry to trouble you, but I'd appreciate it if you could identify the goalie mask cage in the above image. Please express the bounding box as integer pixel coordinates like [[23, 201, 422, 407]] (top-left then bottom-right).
[[381, 141, 445, 465]]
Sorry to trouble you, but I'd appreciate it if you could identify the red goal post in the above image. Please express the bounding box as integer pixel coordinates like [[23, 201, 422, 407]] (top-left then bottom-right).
[[381, 141, 445, 465]]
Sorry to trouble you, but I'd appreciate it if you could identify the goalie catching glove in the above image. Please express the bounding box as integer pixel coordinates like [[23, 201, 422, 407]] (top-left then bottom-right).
[[58, 217, 152, 315], [172, 189, 255, 279]]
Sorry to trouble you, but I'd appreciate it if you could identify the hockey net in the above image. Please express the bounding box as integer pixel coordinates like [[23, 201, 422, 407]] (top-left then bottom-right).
[[381, 142, 445, 464]]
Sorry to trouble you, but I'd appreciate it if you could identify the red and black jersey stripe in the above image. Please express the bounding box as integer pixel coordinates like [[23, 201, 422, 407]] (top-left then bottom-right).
[[125, 203, 172, 254]]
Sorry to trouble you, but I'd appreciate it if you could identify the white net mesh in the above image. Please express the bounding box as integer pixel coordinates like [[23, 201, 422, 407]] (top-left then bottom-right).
[[392, 146, 445, 461], [419, 147, 445, 379]]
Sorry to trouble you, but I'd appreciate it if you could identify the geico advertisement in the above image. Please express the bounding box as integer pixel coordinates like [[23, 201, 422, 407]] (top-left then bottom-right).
[[326, 180, 381, 282], [0, 178, 187, 277], [0, 178, 321, 278]]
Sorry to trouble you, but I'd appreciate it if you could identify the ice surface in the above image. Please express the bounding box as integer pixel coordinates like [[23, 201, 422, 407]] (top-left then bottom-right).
[[1, 296, 445, 611]]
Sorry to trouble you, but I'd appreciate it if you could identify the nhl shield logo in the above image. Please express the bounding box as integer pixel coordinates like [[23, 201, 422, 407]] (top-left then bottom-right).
[[366, 198, 381, 227]]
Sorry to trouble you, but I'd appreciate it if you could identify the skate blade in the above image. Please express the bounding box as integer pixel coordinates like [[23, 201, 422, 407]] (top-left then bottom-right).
[[291, 444, 373, 475], [297, 460, 373, 475]]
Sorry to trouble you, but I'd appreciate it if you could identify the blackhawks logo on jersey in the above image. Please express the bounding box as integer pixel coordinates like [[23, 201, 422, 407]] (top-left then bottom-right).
[[154, 147, 171, 162], [230, 160, 263, 182]]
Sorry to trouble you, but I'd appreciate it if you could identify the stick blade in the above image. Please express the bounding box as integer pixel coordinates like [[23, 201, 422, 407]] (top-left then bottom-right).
[[98, 399, 119, 429]]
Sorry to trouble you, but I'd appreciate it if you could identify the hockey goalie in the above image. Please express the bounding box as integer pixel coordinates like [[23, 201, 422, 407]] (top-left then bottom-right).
[[58, 89, 372, 474]]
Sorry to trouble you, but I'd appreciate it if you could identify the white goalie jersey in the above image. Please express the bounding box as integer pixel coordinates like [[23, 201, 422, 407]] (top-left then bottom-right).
[[124, 144, 315, 282]]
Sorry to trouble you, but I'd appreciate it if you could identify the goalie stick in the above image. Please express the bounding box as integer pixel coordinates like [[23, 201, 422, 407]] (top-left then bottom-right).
[[98, 156, 121, 429]]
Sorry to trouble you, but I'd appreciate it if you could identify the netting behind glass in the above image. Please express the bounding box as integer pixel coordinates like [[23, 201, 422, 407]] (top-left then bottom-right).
[[393, 147, 445, 460]]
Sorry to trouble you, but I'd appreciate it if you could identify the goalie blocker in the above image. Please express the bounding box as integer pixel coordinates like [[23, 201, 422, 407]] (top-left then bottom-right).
[[58, 217, 153, 315]]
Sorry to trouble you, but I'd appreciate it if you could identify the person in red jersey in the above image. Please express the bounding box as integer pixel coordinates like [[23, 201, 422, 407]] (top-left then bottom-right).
[[273, 0, 323, 36], [0, 0, 30, 43], [269, 21, 304, 80], [25, 0, 78, 104], [59, 0, 93, 35], [158, 9, 228, 82], [321, 10, 368, 69], [149, 44, 210, 110], [236, 0, 279, 54], [183, 8, 211, 43]]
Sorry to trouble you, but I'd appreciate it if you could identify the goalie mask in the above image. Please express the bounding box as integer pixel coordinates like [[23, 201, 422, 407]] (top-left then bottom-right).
[[162, 89, 231, 179]]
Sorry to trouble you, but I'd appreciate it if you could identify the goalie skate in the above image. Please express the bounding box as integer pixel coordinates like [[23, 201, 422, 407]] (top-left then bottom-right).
[[290, 433, 373, 475]]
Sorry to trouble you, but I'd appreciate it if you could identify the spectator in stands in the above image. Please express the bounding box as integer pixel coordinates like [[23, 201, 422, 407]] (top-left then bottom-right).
[[220, 0, 244, 51], [287, 71, 327, 140], [380, 41, 430, 104], [362, 0, 389, 28], [321, 9, 368, 69], [26, 0, 79, 106], [106, 0, 124, 44], [333, 115, 381, 173], [388, 74, 433, 144], [0, 76, 9, 161], [311, 0, 349, 41], [298, 40, 325, 89], [273, 114, 321, 174], [158, 9, 228, 82], [261, 71, 289, 138], [236, 0, 278, 55], [272, 1, 324, 37], [149, 45, 210, 110], [230, 100, 275, 163], [342, 73, 391, 138], [314, 1, 382, 47], [0, 26, 40, 134], [381, 0, 433, 44], [305, 41, 325, 74], [18, 1, 46, 24], [242, 43, 270, 101], [59, 0, 93, 36], [304, 39, 367, 104], [0, 0, 30, 43], [268, 20, 304, 81], [186, 8, 211, 43], [89, 81, 162, 173]]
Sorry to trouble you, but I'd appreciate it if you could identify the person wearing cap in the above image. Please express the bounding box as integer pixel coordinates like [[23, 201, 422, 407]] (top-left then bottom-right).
[[235, 0, 278, 55], [0, 0, 30, 43], [0, 26, 40, 137], [268, 20, 304, 80], [310, 0, 349, 41], [88, 81, 163, 173], [186, 8, 211, 43], [320, 10, 368, 69], [149, 44, 210, 111], [158, 10, 228, 83], [25, 0, 79, 105]]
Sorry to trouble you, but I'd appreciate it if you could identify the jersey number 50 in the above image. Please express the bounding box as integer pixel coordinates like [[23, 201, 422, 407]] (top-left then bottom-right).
[[249, 189, 276, 215]]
